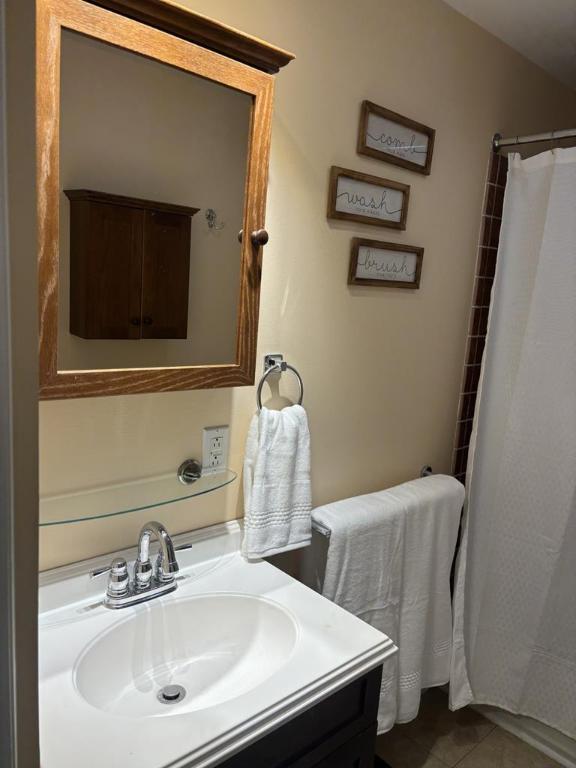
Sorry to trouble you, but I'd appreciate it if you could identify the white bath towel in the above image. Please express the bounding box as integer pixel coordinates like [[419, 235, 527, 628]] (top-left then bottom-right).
[[242, 404, 312, 560], [312, 475, 464, 733]]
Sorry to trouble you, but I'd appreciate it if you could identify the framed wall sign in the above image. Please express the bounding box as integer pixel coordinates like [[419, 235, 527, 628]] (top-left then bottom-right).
[[348, 237, 423, 288], [327, 166, 409, 230], [357, 101, 435, 175]]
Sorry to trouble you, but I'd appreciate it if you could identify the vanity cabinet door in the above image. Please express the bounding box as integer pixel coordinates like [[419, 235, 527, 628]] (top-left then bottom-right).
[[313, 724, 377, 768], [69, 199, 144, 339], [141, 209, 191, 339], [217, 666, 382, 768]]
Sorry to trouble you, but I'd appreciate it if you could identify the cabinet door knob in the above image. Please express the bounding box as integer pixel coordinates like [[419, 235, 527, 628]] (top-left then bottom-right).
[[130, 317, 141, 326], [251, 229, 269, 247], [142, 316, 153, 326], [238, 229, 269, 247]]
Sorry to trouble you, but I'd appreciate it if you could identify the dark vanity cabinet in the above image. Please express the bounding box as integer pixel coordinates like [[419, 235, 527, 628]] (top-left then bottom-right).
[[65, 190, 199, 340], [218, 666, 382, 768]]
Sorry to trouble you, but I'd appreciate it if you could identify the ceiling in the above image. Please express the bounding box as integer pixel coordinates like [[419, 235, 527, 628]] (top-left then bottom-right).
[[444, 0, 576, 90]]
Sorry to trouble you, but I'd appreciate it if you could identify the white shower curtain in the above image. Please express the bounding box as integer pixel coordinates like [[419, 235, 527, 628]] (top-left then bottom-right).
[[450, 147, 576, 738]]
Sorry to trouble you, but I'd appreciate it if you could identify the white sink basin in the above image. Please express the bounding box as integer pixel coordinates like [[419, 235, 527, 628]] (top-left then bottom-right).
[[39, 522, 396, 768], [74, 594, 297, 717]]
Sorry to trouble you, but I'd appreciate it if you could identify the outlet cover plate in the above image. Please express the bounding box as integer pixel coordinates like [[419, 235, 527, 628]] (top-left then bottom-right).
[[202, 425, 229, 475]]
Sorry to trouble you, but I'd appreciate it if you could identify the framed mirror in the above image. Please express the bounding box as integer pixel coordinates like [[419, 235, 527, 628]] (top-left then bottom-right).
[[37, 0, 292, 398]]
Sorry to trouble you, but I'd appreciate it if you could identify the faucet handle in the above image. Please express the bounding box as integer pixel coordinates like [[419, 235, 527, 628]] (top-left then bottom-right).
[[107, 558, 130, 597], [90, 564, 112, 579], [155, 550, 179, 584], [90, 558, 129, 598], [153, 542, 190, 584]]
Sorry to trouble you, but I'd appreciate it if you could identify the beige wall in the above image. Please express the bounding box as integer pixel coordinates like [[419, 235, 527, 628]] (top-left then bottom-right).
[[39, 0, 576, 570], [58, 30, 250, 369]]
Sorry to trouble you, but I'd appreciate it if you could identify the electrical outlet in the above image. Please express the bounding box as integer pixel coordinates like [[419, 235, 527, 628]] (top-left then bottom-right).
[[202, 426, 229, 475], [209, 435, 223, 452], [208, 452, 224, 469]]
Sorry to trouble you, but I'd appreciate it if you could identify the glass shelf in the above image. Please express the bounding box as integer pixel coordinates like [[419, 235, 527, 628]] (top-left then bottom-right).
[[39, 469, 237, 526]]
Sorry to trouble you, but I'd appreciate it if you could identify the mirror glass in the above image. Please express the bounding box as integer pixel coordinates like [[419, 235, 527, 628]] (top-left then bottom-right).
[[58, 30, 252, 370]]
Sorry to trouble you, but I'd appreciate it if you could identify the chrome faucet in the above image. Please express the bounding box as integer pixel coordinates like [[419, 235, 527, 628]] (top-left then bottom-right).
[[135, 520, 179, 588], [91, 521, 188, 609]]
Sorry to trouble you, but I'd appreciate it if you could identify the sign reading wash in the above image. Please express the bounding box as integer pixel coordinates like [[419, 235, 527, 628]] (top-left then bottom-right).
[[328, 166, 410, 230]]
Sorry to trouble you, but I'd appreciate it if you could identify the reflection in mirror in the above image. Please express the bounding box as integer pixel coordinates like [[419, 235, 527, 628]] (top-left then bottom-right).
[[58, 30, 252, 371]]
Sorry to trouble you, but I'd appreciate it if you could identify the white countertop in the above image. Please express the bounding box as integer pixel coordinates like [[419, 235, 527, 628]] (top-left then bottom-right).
[[39, 521, 396, 768]]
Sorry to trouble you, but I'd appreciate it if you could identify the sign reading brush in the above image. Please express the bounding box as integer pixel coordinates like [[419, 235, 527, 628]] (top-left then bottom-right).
[[348, 237, 423, 289]]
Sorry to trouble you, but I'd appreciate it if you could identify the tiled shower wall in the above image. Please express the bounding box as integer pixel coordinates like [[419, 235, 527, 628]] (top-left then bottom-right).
[[452, 151, 508, 483]]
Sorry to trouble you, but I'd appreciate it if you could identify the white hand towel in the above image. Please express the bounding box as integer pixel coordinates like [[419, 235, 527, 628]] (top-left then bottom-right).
[[312, 475, 464, 733], [242, 404, 312, 560]]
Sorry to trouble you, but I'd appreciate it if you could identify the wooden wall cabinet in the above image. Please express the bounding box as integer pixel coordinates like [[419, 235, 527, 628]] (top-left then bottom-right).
[[65, 190, 198, 340]]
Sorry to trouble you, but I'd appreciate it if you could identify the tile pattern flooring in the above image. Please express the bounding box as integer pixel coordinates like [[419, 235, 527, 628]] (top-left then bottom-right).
[[375, 689, 562, 768]]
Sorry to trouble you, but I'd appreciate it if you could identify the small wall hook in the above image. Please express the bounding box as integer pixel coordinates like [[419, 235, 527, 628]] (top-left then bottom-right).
[[205, 208, 224, 230]]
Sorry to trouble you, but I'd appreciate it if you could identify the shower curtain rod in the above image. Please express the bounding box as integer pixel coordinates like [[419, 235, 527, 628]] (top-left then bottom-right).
[[493, 128, 576, 151]]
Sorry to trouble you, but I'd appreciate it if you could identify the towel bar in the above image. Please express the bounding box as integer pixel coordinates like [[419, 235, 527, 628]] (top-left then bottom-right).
[[312, 466, 435, 538], [256, 353, 304, 410]]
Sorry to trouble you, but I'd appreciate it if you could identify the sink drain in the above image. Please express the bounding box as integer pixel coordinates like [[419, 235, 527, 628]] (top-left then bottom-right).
[[157, 684, 186, 705]]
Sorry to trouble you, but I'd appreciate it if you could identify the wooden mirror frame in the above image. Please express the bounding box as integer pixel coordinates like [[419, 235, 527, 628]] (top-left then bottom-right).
[[37, 0, 293, 399]]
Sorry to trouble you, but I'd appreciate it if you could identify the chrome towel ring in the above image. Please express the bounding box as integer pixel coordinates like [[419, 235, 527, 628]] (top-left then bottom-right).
[[256, 354, 304, 411]]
